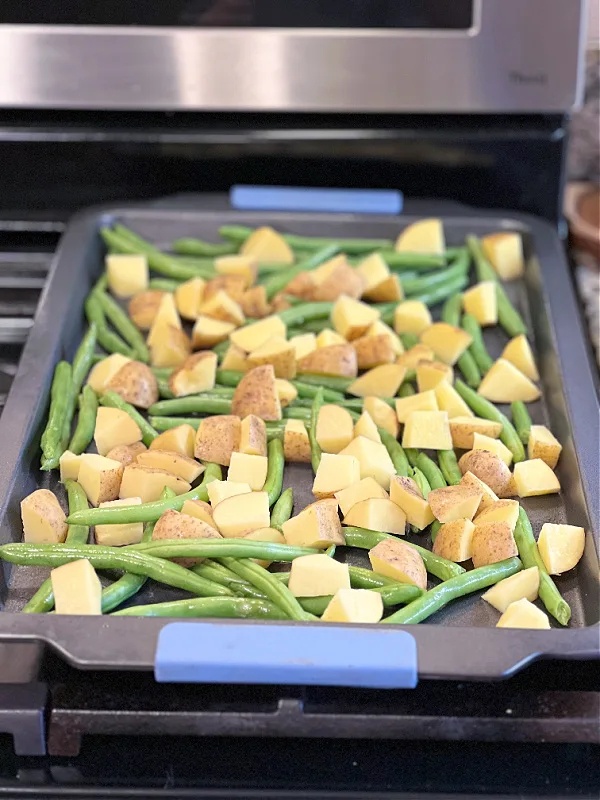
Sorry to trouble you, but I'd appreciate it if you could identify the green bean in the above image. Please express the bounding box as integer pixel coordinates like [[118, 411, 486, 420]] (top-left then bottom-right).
[[309, 388, 324, 473], [299, 582, 423, 616], [63, 324, 98, 448], [466, 235, 527, 337], [384, 557, 522, 624], [412, 467, 432, 499], [461, 313, 494, 374], [403, 448, 420, 469], [150, 415, 200, 431], [67, 464, 222, 525], [408, 274, 470, 311], [513, 508, 570, 626], [397, 382, 415, 398], [40, 361, 72, 470], [100, 390, 158, 446], [151, 367, 174, 381], [93, 290, 149, 362], [172, 237, 237, 258], [113, 596, 288, 619], [430, 520, 442, 544], [415, 453, 446, 490], [134, 538, 317, 562], [438, 450, 462, 486], [216, 370, 345, 403], [22, 480, 90, 614], [379, 251, 447, 270], [148, 278, 180, 292], [454, 380, 526, 463], [263, 244, 340, 300], [343, 527, 465, 582], [219, 224, 394, 255], [112, 225, 218, 277], [1, 544, 231, 597], [85, 293, 134, 358], [288, 319, 331, 335], [278, 302, 333, 328], [511, 401, 532, 445], [275, 565, 397, 590], [68, 385, 98, 454], [441, 293, 481, 389], [149, 396, 233, 416], [379, 429, 411, 477], [157, 379, 174, 399], [270, 488, 294, 531], [399, 333, 419, 349], [293, 373, 353, 393], [401, 254, 470, 297], [218, 557, 309, 620], [264, 438, 285, 507], [191, 562, 264, 600]]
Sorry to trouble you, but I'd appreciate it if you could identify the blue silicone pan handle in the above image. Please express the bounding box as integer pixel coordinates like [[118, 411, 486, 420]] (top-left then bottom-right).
[[230, 185, 403, 215]]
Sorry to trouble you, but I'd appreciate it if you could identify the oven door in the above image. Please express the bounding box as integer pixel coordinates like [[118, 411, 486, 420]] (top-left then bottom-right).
[[0, 0, 585, 112]]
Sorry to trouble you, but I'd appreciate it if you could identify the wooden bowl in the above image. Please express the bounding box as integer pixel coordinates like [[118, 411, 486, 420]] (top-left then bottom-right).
[[564, 182, 600, 264]]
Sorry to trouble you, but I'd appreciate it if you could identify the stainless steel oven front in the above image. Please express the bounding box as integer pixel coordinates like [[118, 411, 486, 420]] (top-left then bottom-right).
[[0, 0, 587, 112]]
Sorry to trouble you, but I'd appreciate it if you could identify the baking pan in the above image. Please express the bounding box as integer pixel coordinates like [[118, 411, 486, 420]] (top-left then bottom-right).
[[0, 205, 597, 682]]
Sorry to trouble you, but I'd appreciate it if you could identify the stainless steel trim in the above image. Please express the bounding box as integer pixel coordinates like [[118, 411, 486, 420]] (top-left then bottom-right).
[[0, 0, 586, 113]]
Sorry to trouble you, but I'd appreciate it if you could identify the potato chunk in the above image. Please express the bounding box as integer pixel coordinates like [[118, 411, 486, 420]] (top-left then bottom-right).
[[51, 560, 101, 615], [420, 323, 472, 366], [240, 286, 271, 319], [239, 415, 267, 458], [496, 598, 550, 629], [152, 509, 222, 565], [321, 589, 384, 623], [283, 420, 311, 463], [369, 538, 427, 590], [297, 344, 358, 379], [449, 416, 503, 450], [313, 453, 361, 499], [276, 379, 298, 408], [244, 527, 286, 567], [462, 281, 498, 326], [191, 316, 235, 349], [119, 465, 191, 503], [432, 518, 475, 562], [94, 407, 143, 457], [195, 415, 242, 466], [78, 454, 124, 506], [215, 254, 257, 288], [501, 334, 539, 381], [434, 382, 473, 419], [231, 365, 282, 421], [312, 260, 365, 302], [481, 232, 524, 281], [149, 324, 191, 369], [220, 343, 248, 372], [460, 471, 499, 512], [364, 396, 398, 438], [474, 499, 520, 531], [352, 334, 396, 369], [471, 521, 518, 568], [175, 277, 205, 320], [537, 523, 585, 574], [316, 404, 354, 454], [513, 459, 560, 498], [396, 344, 435, 371], [95, 497, 143, 546], [128, 290, 165, 330], [389, 476, 434, 530], [240, 226, 294, 264], [416, 360, 453, 392], [478, 359, 541, 404], [395, 218, 445, 255], [147, 294, 181, 346], [428, 485, 483, 523], [353, 411, 381, 443], [335, 476, 389, 517], [107, 361, 158, 409], [528, 425, 562, 469], [289, 333, 317, 361], [282, 499, 345, 549], [458, 450, 512, 497], [212, 491, 271, 538], [181, 499, 218, 530], [482, 567, 540, 613], [472, 432, 513, 467], [288, 554, 350, 598], [21, 489, 68, 543], [348, 364, 406, 398], [200, 290, 245, 326], [87, 353, 132, 395], [230, 315, 286, 353], [331, 296, 380, 340], [393, 301, 432, 336], [343, 498, 406, 536], [402, 410, 452, 450], [169, 352, 217, 397], [227, 452, 269, 491], [338, 436, 395, 490], [59, 450, 82, 482], [136, 449, 204, 483], [247, 336, 296, 379], [208, 479, 251, 508], [149, 424, 195, 458], [395, 390, 438, 423], [106, 253, 148, 298]]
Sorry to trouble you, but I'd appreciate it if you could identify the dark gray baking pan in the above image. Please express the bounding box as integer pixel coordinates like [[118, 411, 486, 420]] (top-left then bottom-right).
[[0, 205, 597, 683]]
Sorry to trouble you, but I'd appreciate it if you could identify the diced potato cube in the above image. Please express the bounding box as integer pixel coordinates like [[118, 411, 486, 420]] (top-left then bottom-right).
[[352, 334, 396, 369], [321, 588, 384, 623], [528, 425, 562, 469], [478, 359, 541, 403], [181, 499, 218, 530], [78, 454, 124, 506], [95, 497, 143, 546], [119, 465, 191, 503], [212, 491, 270, 538], [353, 411, 381, 443], [428, 485, 483, 523], [204, 275, 246, 304], [389, 476, 434, 530], [348, 364, 406, 398], [474, 499, 520, 531], [316, 329, 346, 348], [149, 424, 196, 458], [396, 344, 435, 371], [51, 560, 101, 615], [473, 432, 513, 467], [207, 480, 252, 507], [369, 538, 427, 589], [297, 344, 358, 379], [275, 378, 297, 408], [192, 316, 236, 349], [221, 343, 248, 372], [94, 407, 142, 457], [481, 232, 525, 281], [420, 323, 472, 366], [87, 353, 132, 395], [416, 360, 453, 392], [21, 489, 68, 544], [458, 450, 513, 498], [128, 291, 165, 331], [395, 218, 445, 255], [283, 419, 311, 463], [149, 324, 191, 369], [313, 453, 361, 499], [402, 410, 452, 450], [513, 459, 560, 497], [247, 336, 296, 379], [201, 289, 245, 327], [239, 415, 267, 458], [175, 277, 205, 320], [230, 315, 286, 353], [227, 452, 269, 491], [432, 518, 475, 562], [282, 499, 345, 549], [335, 476, 389, 517], [288, 554, 350, 598], [147, 294, 181, 347], [136, 449, 204, 483], [338, 436, 395, 490], [501, 334, 539, 381], [215, 254, 257, 288], [496, 598, 550, 629], [393, 301, 432, 336], [449, 416, 503, 449], [343, 498, 406, 536], [106, 254, 148, 299], [471, 521, 518, 568], [434, 382, 474, 419], [482, 566, 540, 612], [331, 296, 380, 341], [152, 509, 222, 565], [310, 254, 347, 285], [462, 281, 498, 326], [106, 442, 147, 467], [169, 352, 217, 397], [313, 261, 366, 303], [316, 405, 354, 454], [537, 523, 586, 575], [395, 390, 438, 423], [59, 450, 82, 482], [460, 471, 499, 512], [244, 527, 286, 567], [367, 320, 403, 355], [289, 333, 317, 361], [364, 274, 402, 303], [355, 252, 390, 292], [364, 396, 398, 438], [240, 226, 294, 264], [231, 365, 282, 422]]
